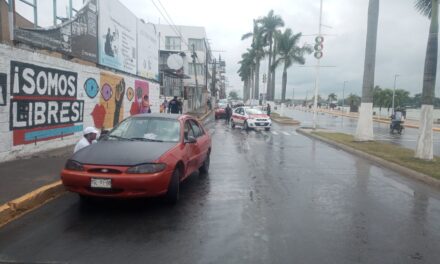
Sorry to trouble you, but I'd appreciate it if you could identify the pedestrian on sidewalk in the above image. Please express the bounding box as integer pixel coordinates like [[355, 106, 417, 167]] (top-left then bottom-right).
[[178, 98, 183, 114], [168, 96, 180, 114], [74, 127, 99, 153], [225, 104, 232, 125], [266, 103, 271, 116]]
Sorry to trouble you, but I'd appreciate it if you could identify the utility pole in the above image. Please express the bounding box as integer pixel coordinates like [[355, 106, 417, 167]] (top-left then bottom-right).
[[342, 81, 347, 108], [211, 58, 217, 97], [392, 74, 399, 114], [312, 0, 323, 129], [191, 44, 199, 109]]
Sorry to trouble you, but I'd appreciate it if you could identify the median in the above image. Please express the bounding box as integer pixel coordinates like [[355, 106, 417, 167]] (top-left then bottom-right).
[[297, 129, 440, 187], [271, 112, 301, 125]]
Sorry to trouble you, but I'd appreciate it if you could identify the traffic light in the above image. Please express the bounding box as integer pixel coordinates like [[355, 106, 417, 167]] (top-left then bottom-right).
[[314, 36, 324, 59]]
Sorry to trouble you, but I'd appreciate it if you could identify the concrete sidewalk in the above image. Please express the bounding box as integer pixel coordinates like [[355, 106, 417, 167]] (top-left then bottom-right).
[[0, 145, 73, 205]]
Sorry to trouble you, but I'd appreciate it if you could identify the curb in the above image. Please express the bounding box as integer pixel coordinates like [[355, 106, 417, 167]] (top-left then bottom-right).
[[197, 110, 213, 122], [297, 128, 440, 189], [0, 181, 65, 228], [271, 117, 301, 125]]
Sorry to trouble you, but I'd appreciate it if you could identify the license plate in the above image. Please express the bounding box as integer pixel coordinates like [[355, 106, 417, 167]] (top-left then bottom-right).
[[256, 122, 264, 126], [91, 178, 112, 189]]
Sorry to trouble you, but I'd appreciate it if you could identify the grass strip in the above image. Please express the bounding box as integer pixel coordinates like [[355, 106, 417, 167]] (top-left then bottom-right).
[[313, 132, 440, 180]]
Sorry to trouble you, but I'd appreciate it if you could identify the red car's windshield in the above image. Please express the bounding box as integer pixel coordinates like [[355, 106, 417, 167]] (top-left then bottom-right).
[[108, 118, 181, 143]]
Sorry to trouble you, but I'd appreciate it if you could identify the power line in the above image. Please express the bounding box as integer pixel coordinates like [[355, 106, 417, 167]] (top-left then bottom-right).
[[151, 0, 190, 49]]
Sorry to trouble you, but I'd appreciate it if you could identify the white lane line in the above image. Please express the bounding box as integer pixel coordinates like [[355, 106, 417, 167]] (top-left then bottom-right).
[[292, 131, 298, 136], [271, 131, 279, 135], [282, 131, 290, 136]]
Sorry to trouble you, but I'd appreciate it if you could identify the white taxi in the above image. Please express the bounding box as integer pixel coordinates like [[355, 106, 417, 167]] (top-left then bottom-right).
[[231, 106, 272, 131]]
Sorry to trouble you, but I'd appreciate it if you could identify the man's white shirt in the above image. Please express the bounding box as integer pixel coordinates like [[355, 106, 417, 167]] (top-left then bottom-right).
[[74, 137, 91, 153]]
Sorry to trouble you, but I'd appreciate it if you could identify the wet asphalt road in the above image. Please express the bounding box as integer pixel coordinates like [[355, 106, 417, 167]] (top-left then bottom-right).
[[1, 118, 440, 263], [283, 108, 440, 156]]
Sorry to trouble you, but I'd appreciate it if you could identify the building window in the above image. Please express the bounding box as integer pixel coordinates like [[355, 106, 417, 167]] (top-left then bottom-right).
[[165, 36, 181, 50], [188, 38, 204, 51], [188, 63, 204, 76]]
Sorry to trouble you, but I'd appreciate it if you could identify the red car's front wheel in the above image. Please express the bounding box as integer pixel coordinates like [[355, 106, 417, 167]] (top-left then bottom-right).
[[165, 169, 180, 204]]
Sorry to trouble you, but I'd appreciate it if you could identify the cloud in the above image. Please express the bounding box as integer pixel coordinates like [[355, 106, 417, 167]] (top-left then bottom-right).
[[16, 0, 438, 100]]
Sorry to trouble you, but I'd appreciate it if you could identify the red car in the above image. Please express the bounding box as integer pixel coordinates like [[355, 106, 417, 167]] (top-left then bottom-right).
[[215, 107, 226, 119], [61, 114, 211, 204]]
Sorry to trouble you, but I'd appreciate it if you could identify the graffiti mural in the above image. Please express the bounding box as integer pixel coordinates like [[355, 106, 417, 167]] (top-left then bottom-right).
[[130, 80, 149, 115], [0, 73, 6, 106], [9, 61, 84, 146], [126, 87, 134, 101], [91, 72, 125, 129], [84, 78, 99, 98]]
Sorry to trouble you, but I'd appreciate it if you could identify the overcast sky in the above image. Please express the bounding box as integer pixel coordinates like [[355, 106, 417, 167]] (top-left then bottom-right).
[[18, 0, 436, 100]]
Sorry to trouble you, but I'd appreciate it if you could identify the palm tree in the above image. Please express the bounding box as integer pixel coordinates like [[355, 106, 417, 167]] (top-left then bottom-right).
[[239, 49, 256, 101], [271, 29, 282, 100], [354, 0, 380, 141], [271, 29, 312, 102], [237, 53, 253, 102], [242, 20, 265, 100], [415, 0, 438, 160], [257, 10, 284, 101]]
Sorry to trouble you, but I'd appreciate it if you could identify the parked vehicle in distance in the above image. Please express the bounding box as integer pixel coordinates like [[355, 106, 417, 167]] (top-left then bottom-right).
[[61, 114, 212, 204], [230, 106, 272, 131], [215, 106, 227, 119]]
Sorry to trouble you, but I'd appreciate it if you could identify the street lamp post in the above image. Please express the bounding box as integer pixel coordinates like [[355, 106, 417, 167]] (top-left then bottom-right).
[[342, 81, 347, 109], [392, 74, 399, 114]]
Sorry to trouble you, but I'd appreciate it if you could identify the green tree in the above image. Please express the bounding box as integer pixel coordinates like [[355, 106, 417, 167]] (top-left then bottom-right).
[[394, 89, 411, 108], [355, 0, 380, 141], [271, 29, 312, 102], [347, 93, 361, 108], [229, 91, 239, 100], [415, 0, 438, 160], [257, 10, 285, 101], [328, 93, 337, 102]]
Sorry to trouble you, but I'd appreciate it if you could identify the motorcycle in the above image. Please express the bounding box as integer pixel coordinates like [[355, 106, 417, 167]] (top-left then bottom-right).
[[390, 120, 404, 135]]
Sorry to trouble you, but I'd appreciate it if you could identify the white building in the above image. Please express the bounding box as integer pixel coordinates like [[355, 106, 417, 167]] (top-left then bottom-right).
[[156, 24, 213, 112]]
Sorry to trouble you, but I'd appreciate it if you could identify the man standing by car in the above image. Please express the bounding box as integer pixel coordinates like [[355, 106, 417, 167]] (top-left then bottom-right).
[[266, 103, 271, 116], [225, 104, 232, 125], [74, 127, 99, 153], [168, 96, 180, 114]]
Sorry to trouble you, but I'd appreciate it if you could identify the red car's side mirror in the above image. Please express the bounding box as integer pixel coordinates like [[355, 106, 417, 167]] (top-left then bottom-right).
[[185, 136, 197, 144]]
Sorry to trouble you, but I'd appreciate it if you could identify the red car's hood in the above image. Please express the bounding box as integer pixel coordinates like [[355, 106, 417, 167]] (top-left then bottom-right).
[[216, 108, 226, 113], [71, 140, 178, 166], [249, 114, 269, 119]]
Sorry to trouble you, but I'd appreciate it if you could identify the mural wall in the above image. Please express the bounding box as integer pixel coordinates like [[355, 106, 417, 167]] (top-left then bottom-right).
[[0, 44, 160, 162]]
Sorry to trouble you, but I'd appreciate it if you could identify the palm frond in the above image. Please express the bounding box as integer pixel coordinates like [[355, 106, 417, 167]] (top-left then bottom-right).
[[241, 32, 253, 40], [415, 0, 433, 17]]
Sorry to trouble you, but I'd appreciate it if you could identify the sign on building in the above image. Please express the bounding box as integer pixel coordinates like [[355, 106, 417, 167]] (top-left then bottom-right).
[[98, 0, 137, 75], [137, 20, 159, 81]]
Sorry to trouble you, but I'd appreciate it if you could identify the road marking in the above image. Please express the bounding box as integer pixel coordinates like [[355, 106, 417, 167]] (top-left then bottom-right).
[[292, 131, 298, 136], [271, 131, 278, 135], [282, 131, 290, 136]]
